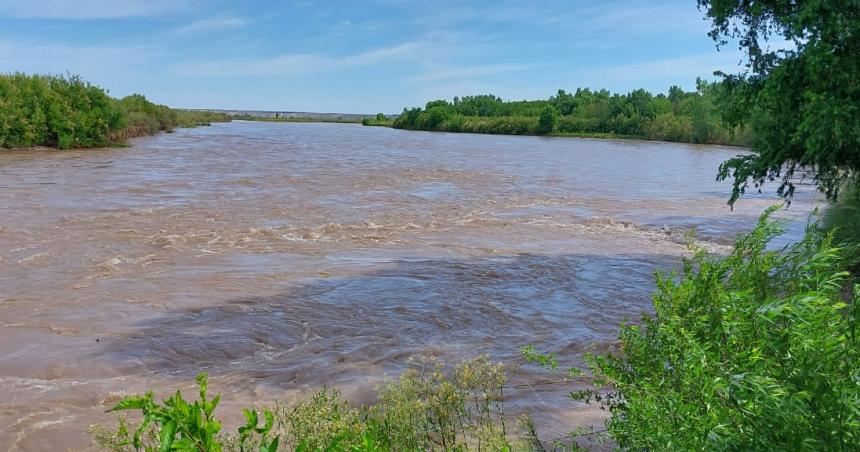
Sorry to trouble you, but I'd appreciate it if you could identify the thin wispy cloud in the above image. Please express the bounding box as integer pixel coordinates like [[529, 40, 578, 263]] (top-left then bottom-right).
[[0, 0, 195, 19], [0, 0, 749, 112], [579, 1, 708, 35], [575, 52, 744, 86], [409, 63, 533, 83], [174, 16, 251, 34], [170, 42, 424, 77], [0, 39, 149, 72]]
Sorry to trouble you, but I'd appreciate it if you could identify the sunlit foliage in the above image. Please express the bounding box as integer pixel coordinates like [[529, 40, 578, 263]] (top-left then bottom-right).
[[577, 208, 860, 449], [390, 80, 746, 145], [0, 73, 230, 149], [92, 356, 556, 451]]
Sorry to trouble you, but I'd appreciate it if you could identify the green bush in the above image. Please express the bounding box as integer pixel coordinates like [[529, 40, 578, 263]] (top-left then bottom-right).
[[576, 207, 860, 450], [385, 81, 748, 145], [537, 107, 556, 135], [361, 113, 393, 127], [645, 112, 694, 143], [93, 356, 549, 451], [0, 73, 230, 149], [93, 373, 278, 452], [0, 73, 124, 148]]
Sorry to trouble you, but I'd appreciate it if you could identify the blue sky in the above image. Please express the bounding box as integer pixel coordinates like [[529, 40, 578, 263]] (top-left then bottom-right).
[[0, 0, 747, 113]]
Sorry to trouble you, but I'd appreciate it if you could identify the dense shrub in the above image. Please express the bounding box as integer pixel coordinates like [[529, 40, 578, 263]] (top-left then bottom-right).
[[0, 73, 124, 148], [361, 113, 393, 127], [92, 356, 551, 451], [387, 80, 748, 145], [0, 73, 230, 149], [577, 207, 860, 450], [645, 112, 694, 143]]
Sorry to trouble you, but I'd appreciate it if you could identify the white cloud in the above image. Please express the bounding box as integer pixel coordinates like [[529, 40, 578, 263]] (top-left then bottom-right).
[[170, 42, 424, 77], [409, 63, 532, 82], [0, 39, 149, 73], [0, 0, 194, 19], [174, 16, 251, 34], [575, 1, 708, 35]]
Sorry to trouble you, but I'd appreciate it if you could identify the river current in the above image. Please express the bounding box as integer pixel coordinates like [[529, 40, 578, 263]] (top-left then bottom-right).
[[0, 121, 818, 449]]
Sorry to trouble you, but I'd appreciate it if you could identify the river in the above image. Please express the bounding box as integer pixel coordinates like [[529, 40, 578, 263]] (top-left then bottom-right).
[[0, 121, 818, 449]]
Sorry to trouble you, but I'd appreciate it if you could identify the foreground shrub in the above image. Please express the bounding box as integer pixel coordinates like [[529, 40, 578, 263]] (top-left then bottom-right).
[[577, 207, 860, 450], [92, 373, 278, 452], [93, 356, 550, 451]]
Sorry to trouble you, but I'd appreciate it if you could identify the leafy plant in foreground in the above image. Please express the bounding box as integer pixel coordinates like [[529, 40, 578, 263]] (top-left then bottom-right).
[[95, 356, 545, 451], [102, 373, 278, 451], [575, 207, 860, 450]]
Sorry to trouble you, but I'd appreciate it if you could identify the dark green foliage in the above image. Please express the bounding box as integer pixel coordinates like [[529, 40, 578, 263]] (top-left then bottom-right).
[[578, 208, 860, 450], [0, 73, 231, 149], [701, 0, 860, 205], [537, 107, 556, 135], [389, 82, 746, 145]]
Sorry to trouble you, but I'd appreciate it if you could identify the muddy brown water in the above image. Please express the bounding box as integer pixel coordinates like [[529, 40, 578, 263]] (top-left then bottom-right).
[[0, 121, 818, 450]]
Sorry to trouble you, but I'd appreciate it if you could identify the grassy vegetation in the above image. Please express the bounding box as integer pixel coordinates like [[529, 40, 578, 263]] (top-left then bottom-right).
[[0, 73, 230, 149], [92, 356, 563, 451], [382, 79, 750, 146]]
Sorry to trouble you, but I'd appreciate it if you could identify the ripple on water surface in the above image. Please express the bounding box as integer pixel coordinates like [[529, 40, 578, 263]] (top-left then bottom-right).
[[0, 121, 820, 448]]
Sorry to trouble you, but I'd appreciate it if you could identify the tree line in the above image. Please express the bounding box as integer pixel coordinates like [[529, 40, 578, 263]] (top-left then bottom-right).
[[0, 73, 230, 149], [384, 79, 750, 146]]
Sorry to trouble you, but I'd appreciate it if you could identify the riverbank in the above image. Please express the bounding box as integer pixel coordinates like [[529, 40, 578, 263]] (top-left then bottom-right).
[[371, 84, 751, 147], [0, 73, 230, 150], [362, 120, 749, 149]]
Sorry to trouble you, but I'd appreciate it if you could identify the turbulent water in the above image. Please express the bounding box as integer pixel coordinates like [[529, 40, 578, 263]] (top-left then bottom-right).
[[0, 121, 818, 450]]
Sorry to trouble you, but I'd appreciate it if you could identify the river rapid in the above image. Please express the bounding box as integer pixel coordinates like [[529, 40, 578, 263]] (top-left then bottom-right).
[[0, 121, 818, 450]]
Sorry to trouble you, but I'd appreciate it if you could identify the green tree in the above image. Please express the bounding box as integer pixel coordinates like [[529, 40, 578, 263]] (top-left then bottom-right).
[[700, 0, 860, 205], [537, 106, 556, 134]]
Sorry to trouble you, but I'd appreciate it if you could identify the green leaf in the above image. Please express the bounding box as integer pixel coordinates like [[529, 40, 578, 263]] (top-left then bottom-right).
[[108, 394, 152, 412], [159, 420, 177, 452]]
